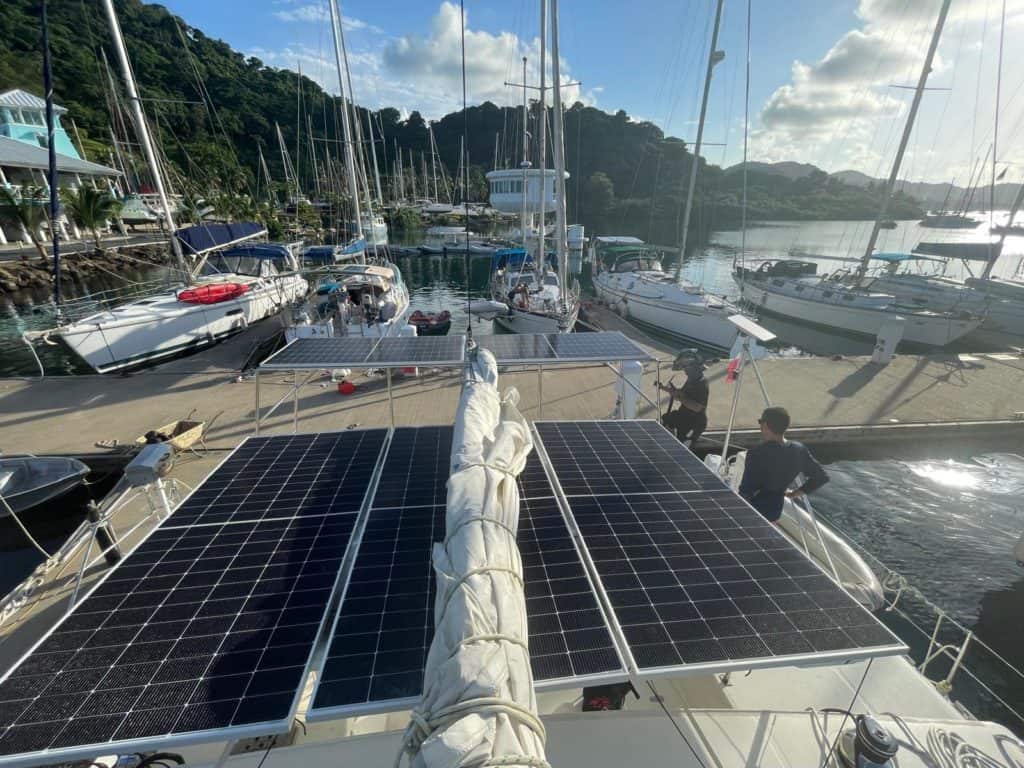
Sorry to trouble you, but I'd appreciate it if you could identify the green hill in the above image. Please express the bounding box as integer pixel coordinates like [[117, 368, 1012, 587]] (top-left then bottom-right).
[[0, 0, 923, 243]]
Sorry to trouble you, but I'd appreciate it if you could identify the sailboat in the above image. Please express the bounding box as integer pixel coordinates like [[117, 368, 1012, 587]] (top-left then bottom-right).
[[23, 1, 309, 374], [733, 0, 984, 348], [475, 4, 579, 334], [592, 0, 741, 353]]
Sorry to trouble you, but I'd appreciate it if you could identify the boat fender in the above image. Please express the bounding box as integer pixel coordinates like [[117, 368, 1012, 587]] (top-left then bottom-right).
[[1015, 532, 1024, 567]]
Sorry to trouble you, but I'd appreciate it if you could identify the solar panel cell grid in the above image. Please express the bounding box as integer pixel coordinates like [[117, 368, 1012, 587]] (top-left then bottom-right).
[[476, 334, 556, 362], [545, 332, 651, 361], [0, 430, 387, 763], [166, 430, 386, 529], [534, 420, 903, 675], [259, 337, 380, 369], [364, 336, 465, 366]]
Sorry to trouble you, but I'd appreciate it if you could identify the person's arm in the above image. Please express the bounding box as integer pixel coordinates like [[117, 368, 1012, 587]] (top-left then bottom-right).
[[795, 445, 829, 494], [677, 381, 707, 412]]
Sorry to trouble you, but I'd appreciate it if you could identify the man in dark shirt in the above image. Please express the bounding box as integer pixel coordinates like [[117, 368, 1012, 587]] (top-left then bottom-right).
[[660, 357, 709, 447], [739, 406, 829, 522]]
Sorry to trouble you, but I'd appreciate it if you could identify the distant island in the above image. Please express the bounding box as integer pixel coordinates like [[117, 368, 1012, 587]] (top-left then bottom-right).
[[3, 0, 928, 244]]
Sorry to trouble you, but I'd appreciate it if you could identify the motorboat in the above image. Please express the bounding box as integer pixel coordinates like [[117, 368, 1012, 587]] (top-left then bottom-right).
[[594, 238, 741, 351], [919, 212, 980, 229], [0, 456, 89, 516]]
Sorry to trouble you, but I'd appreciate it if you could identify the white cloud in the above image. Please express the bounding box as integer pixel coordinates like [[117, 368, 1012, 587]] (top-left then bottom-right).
[[253, 2, 596, 120], [272, 4, 381, 34], [750, 0, 1024, 179]]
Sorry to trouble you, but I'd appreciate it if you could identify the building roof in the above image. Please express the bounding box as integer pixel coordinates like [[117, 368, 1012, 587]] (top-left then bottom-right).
[[0, 135, 119, 177], [0, 89, 66, 114]]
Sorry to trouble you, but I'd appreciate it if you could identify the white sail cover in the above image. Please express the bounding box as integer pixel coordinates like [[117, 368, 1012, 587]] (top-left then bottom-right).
[[399, 347, 549, 768]]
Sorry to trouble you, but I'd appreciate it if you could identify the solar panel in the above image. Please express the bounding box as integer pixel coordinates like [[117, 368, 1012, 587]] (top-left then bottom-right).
[[364, 336, 466, 367], [309, 428, 625, 719], [545, 332, 653, 362], [0, 431, 388, 764], [476, 334, 556, 362], [533, 420, 905, 676], [478, 332, 652, 365], [535, 420, 725, 496], [259, 337, 380, 370], [167, 430, 387, 528]]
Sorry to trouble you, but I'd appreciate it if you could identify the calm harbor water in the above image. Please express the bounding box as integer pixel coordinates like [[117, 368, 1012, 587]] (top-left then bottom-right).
[[1, 220, 1022, 731]]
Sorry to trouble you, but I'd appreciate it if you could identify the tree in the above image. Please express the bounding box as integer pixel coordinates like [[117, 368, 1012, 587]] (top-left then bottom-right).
[[583, 172, 614, 230], [0, 186, 49, 262], [61, 186, 123, 249]]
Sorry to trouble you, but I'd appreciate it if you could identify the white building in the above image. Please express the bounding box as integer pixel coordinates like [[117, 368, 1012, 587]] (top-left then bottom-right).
[[486, 167, 568, 215]]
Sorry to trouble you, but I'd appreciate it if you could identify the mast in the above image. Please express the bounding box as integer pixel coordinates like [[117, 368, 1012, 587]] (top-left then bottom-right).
[[520, 56, 529, 250], [550, 0, 570, 316], [457, 135, 465, 202], [327, 0, 363, 238], [396, 139, 404, 202], [493, 132, 499, 171], [859, 0, 953, 274], [41, 0, 61, 309], [295, 62, 303, 200], [675, 0, 724, 281], [101, 0, 188, 282], [538, 0, 547, 267], [307, 113, 321, 198], [366, 111, 383, 205], [983, 0, 1009, 281], [429, 125, 439, 201]]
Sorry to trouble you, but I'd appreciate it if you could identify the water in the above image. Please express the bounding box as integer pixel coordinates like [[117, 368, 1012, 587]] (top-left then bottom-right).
[[811, 454, 1024, 734]]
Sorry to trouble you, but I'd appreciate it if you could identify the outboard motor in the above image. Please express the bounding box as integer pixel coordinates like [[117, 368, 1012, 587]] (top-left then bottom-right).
[[838, 715, 899, 768]]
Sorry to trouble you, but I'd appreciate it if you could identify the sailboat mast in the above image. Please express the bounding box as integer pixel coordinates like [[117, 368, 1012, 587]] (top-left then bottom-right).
[[984, 0, 1009, 281], [41, 0, 61, 309], [366, 110, 383, 205], [327, 0, 363, 238], [101, 0, 188, 282], [430, 125, 439, 201], [675, 0, 724, 282], [295, 63, 303, 200], [538, 0, 547, 267], [859, 0, 953, 274], [520, 56, 529, 250], [549, 0, 570, 314]]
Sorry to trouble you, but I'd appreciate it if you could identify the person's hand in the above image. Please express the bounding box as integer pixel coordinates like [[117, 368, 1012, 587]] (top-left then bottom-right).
[[785, 489, 805, 500]]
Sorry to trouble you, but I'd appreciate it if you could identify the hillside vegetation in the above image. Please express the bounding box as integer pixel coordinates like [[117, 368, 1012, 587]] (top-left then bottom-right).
[[1, 0, 923, 243]]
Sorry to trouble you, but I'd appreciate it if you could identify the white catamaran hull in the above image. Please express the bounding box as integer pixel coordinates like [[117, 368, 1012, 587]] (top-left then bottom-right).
[[738, 279, 981, 347], [55, 275, 308, 373], [594, 274, 739, 351]]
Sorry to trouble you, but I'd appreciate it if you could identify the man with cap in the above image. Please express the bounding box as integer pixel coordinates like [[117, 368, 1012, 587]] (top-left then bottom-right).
[[659, 352, 709, 447], [739, 406, 829, 522]]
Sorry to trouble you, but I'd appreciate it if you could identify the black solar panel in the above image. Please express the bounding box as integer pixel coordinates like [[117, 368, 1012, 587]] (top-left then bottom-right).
[[535, 420, 724, 495], [478, 332, 651, 364], [309, 429, 625, 718], [545, 332, 652, 362], [167, 430, 387, 528], [259, 337, 380, 369], [534, 421, 904, 675], [0, 431, 387, 763], [364, 336, 465, 367], [476, 334, 556, 362]]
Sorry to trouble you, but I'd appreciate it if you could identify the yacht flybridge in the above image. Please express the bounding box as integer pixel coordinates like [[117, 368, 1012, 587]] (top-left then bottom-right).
[[0, 331, 1021, 768]]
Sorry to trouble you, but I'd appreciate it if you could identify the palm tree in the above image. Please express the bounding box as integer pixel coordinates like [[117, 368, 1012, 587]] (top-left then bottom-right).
[[0, 185, 49, 262], [61, 186, 123, 250]]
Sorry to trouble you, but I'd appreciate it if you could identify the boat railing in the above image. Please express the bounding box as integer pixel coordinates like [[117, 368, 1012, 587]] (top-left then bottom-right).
[[23, 277, 179, 329], [820, 514, 1024, 732]]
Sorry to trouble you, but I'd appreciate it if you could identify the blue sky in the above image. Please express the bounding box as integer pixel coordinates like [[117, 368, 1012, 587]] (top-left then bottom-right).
[[158, 0, 1024, 181]]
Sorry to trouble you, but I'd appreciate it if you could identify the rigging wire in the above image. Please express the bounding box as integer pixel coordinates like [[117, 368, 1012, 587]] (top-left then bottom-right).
[[647, 681, 709, 768], [818, 657, 876, 768]]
